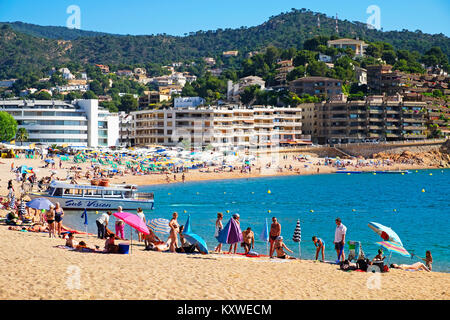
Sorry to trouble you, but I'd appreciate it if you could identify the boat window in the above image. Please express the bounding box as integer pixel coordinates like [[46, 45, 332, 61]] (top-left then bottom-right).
[[103, 190, 113, 196], [54, 188, 63, 196], [47, 187, 55, 196], [113, 190, 122, 196]]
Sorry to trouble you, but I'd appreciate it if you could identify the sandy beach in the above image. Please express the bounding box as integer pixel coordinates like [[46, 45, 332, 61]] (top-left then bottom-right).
[[0, 153, 448, 300], [0, 223, 448, 300]]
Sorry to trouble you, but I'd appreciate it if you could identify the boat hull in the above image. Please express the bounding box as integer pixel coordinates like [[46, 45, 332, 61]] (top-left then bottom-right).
[[28, 193, 154, 211]]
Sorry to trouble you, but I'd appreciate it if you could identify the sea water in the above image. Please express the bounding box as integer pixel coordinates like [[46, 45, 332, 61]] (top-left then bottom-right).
[[63, 169, 450, 272]]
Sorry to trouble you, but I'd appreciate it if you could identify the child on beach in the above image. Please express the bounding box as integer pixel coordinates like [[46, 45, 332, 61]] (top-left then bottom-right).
[[312, 236, 325, 262], [413, 251, 433, 271], [273, 236, 296, 259]]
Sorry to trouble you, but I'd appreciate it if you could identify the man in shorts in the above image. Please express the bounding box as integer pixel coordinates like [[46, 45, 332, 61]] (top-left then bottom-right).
[[334, 217, 347, 262]]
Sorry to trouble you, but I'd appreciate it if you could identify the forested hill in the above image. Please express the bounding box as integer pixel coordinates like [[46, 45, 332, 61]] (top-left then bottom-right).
[[1, 8, 449, 78]]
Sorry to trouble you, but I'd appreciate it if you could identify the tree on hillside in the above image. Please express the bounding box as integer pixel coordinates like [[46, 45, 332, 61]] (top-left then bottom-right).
[[0, 111, 18, 142], [119, 94, 138, 112], [16, 127, 29, 146]]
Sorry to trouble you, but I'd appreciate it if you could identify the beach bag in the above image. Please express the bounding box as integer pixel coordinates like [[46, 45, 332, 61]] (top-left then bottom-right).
[[383, 265, 389, 273]]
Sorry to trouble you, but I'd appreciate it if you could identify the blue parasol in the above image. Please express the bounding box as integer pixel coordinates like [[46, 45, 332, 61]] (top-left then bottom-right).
[[26, 197, 54, 210], [182, 215, 208, 254], [148, 218, 171, 235]]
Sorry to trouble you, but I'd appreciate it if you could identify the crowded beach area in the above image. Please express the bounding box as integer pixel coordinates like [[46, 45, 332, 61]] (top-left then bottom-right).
[[0, 145, 449, 300]]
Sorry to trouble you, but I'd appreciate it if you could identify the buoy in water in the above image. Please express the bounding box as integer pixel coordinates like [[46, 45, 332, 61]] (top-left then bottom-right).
[[429, 173, 433, 176], [267, 190, 271, 194], [352, 209, 356, 212], [422, 189, 426, 193], [393, 209, 397, 212], [95, 211, 99, 215], [168, 193, 171, 195], [310, 209, 314, 213], [347, 173, 351, 175], [268, 210, 271, 214]]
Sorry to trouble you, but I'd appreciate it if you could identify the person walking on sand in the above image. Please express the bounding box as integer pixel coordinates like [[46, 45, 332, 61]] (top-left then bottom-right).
[[168, 212, 180, 252], [214, 212, 224, 252], [269, 217, 281, 258], [182, 173, 185, 183], [334, 217, 347, 262]]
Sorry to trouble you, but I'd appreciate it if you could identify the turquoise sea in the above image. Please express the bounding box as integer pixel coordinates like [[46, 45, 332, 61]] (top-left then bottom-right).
[[64, 169, 450, 272]]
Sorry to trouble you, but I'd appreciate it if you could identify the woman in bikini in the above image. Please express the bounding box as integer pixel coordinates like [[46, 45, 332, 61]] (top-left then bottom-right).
[[46, 205, 56, 238], [168, 212, 179, 252], [390, 262, 430, 272], [274, 236, 296, 259]]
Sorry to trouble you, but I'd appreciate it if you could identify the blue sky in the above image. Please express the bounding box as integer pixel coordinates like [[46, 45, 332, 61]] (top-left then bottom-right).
[[0, 0, 449, 36]]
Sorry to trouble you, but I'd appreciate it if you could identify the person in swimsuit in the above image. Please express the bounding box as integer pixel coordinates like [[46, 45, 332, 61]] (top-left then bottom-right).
[[390, 262, 430, 272], [228, 214, 241, 254], [413, 251, 433, 271], [241, 227, 255, 254], [274, 236, 296, 259], [144, 228, 165, 250], [312, 236, 325, 262], [46, 205, 56, 238], [54, 202, 64, 238], [168, 212, 179, 252], [269, 217, 281, 258], [214, 212, 223, 253]]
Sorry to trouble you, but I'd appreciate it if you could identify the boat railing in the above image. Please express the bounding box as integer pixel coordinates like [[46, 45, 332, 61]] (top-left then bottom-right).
[[135, 192, 154, 200]]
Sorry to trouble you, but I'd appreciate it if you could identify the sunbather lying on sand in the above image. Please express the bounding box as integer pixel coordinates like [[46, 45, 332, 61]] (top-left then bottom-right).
[[390, 262, 430, 272], [144, 228, 168, 252]]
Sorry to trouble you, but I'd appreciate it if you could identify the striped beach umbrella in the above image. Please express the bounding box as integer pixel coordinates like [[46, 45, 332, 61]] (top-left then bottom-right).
[[376, 241, 411, 257], [292, 219, 301, 258], [147, 218, 171, 235]]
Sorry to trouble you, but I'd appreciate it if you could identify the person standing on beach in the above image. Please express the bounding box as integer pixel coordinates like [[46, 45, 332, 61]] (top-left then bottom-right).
[[136, 207, 146, 242], [96, 211, 112, 239], [168, 212, 180, 252], [182, 173, 185, 183], [334, 217, 347, 262], [214, 212, 224, 253], [46, 204, 56, 238], [269, 217, 281, 258], [228, 214, 241, 254], [54, 202, 64, 238], [115, 206, 125, 239]]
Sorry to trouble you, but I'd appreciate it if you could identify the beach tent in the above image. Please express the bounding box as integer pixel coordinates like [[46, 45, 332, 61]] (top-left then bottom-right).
[[218, 217, 243, 244], [182, 215, 208, 254]]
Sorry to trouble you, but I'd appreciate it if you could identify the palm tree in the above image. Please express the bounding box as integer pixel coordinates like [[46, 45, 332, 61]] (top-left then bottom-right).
[[16, 127, 29, 146]]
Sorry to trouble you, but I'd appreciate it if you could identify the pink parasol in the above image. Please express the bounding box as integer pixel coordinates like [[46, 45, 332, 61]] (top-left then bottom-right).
[[113, 211, 149, 254], [113, 211, 149, 235]]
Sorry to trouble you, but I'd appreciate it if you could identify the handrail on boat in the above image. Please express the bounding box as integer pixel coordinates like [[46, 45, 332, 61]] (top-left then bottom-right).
[[135, 192, 154, 200]]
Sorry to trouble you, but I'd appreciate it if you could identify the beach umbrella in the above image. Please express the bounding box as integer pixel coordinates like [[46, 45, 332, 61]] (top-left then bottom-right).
[[259, 218, 269, 256], [376, 241, 411, 265], [45, 159, 55, 164], [113, 211, 150, 254], [148, 218, 171, 235], [368, 222, 403, 246], [292, 219, 302, 258], [182, 215, 209, 254], [26, 197, 53, 210], [218, 217, 243, 244]]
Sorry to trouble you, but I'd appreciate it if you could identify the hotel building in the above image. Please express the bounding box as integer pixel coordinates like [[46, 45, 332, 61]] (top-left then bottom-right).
[[0, 99, 119, 147], [132, 105, 305, 152], [311, 94, 428, 144]]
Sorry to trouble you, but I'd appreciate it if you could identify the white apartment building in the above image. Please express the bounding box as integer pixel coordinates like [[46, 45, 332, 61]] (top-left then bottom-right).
[[132, 105, 304, 152], [0, 99, 119, 147]]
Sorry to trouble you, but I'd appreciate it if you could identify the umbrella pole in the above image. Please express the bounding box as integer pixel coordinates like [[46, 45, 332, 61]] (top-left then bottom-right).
[[130, 226, 132, 254], [388, 251, 392, 265], [299, 242, 301, 259]]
